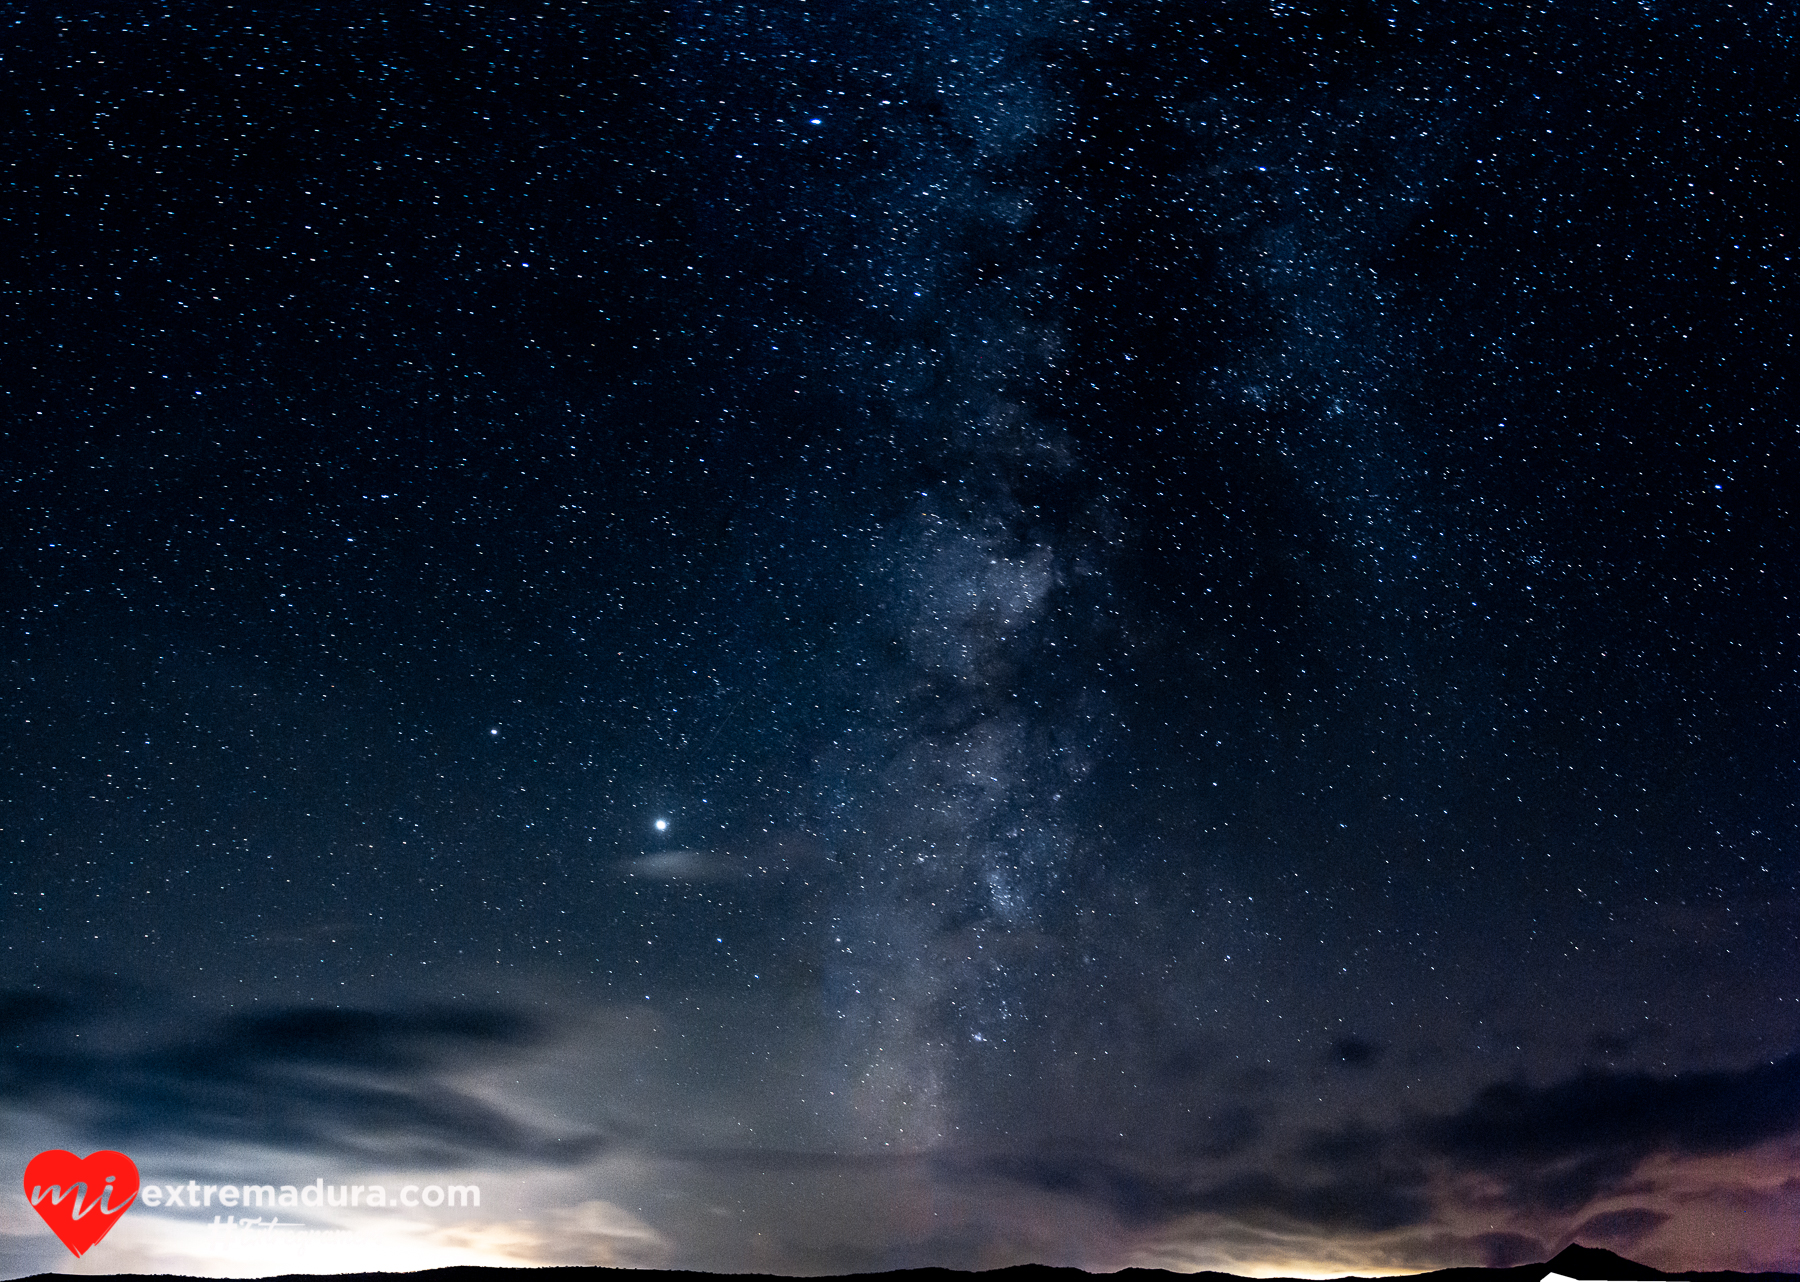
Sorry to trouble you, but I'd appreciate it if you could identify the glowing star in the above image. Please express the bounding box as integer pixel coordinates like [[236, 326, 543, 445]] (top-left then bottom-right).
[[654, 818, 669, 832]]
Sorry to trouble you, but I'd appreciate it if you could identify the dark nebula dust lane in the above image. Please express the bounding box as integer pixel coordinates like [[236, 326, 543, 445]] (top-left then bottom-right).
[[2, 0, 1796, 1276]]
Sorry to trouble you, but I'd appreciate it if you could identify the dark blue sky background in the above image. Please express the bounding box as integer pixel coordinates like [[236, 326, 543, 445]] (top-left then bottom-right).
[[3, 0, 1797, 1274]]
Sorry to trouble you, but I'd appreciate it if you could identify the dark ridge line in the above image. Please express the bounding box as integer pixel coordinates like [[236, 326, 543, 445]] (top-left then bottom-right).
[[11, 1247, 1800, 1282]]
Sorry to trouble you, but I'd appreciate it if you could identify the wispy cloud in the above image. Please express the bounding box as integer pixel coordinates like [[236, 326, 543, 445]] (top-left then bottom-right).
[[1423, 1051, 1800, 1210], [10, 980, 1800, 1277], [0, 984, 607, 1164]]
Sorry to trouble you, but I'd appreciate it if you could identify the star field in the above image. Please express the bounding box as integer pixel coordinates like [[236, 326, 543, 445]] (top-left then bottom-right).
[[3, 0, 1797, 1275]]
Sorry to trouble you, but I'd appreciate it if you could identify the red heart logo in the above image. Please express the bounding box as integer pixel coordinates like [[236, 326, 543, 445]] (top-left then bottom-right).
[[23, 1150, 139, 1257]]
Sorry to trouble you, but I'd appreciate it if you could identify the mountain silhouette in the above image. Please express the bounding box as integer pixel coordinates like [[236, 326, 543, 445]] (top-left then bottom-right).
[[1541, 1244, 1669, 1279], [1540, 1245, 1663, 1274], [16, 1246, 1800, 1282]]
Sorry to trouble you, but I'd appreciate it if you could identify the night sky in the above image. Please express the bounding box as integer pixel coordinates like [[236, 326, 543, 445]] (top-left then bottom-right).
[[3, 0, 1797, 1276]]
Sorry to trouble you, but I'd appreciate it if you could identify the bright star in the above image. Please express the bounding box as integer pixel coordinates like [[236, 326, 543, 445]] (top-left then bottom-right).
[[654, 818, 668, 832]]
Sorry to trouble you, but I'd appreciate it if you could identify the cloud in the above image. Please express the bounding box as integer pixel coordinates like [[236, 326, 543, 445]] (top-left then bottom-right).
[[616, 831, 831, 882], [1190, 1167, 1433, 1234], [618, 849, 752, 881], [0, 984, 608, 1164], [1431, 1051, 1800, 1159], [1568, 1207, 1670, 1248], [1467, 1230, 1550, 1268], [965, 1052, 1800, 1270], [429, 1199, 671, 1268], [12, 973, 1800, 1277], [1423, 1050, 1800, 1209], [974, 1147, 1430, 1234]]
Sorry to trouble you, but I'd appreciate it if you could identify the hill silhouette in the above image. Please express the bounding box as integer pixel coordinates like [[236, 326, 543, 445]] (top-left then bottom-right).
[[13, 1244, 1800, 1282]]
